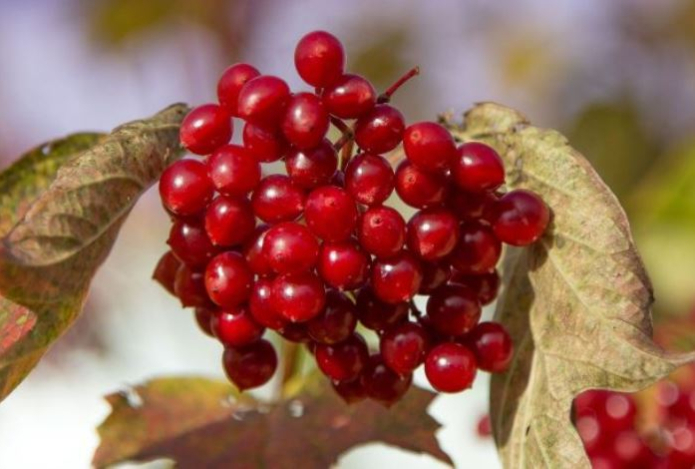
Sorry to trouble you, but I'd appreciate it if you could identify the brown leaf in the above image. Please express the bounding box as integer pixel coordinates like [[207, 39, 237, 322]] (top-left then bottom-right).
[[93, 375, 452, 469], [0, 103, 188, 403]]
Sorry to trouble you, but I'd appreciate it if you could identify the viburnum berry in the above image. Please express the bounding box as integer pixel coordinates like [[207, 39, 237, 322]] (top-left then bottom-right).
[[492, 189, 550, 246], [355, 287, 409, 332], [204, 251, 253, 308], [159, 159, 213, 216], [425, 342, 477, 393], [447, 189, 499, 222], [294, 30, 345, 88], [318, 241, 370, 290], [194, 307, 215, 337], [395, 160, 449, 209], [426, 284, 481, 336], [418, 261, 452, 295], [332, 376, 367, 404], [153, 251, 182, 295], [243, 225, 273, 277], [315, 333, 369, 381], [270, 272, 326, 322], [180, 104, 232, 155], [211, 306, 265, 348], [174, 265, 211, 308], [449, 221, 502, 274], [251, 175, 305, 223], [361, 354, 412, 406], [371, 251, 423, 304], [222, 339, 277, 391], [204, 196, 256, 247], [217, 63, 260, 115], [322, 73, 376, 119], [262, 222, 319, 274], [344, 153, 395, 206], [304, 185, 358, 242], [281, 92, 330, 149], [207, 144, 261, 197], [403, 121, 457, 173], [354, 104, 405, 153], [285, 139, 338, 189], [358, 206, 406, 259], [249, 278, 287, 330], [306, 290, 358, 344], [242, 122, 287, 162], [168, 219, 217, 268], [406, 208, 460, 261], [452, 142, 505, 192], [467, 321, 513, 372], [237, 75, 290, 128], [451, 270, 500, 305], [380, 322, 429, 375]]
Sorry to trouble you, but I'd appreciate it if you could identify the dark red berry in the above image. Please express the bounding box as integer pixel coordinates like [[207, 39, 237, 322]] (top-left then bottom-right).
[[285, 139, 338, 189], [180, 104, 232, 155], [153, 251, 182, 296], [207, 144, 261, 197], [251, 175, 305, 223], [160, 159, 213, 216], [318, 241, 370, 290], [174, 265, 211, 308], [277, 323, 312, 343], [355, 287, 409, 332], [425, 342, 477, 393], [467, 322, 513, 373], [306, 290, 358, 344], [211, 306, 265, 347], [403, 121, 456, 173], [344, 153, 395, 206], [418, 261, 451, 295], [477, 415, 492, 438], [322, 73, 376, 119], [315, 333, 369, 381], [217, 63, 260, 115], [380, 322, 429, 375], [249, 278, 287, 330], [452, 142, 505, 192], [243, 225, 273, 277], [271, 272, 326, 322], [361, 354, 412, 406], [372, 251, 423, 304], [395, 160, 448, 208], [222, 339, 277, 390], [447, 190, 499, 222], [242, 122, 287, 162], [332, 377, 367, 404], [354, 104, 405, 153], [406, 208, 460, 261], [194, 307, 215, 337], [304, 186, 358, 242], [493, 189, 549, 246], [204, 252, 253, 308], [426, 285, 481, 336], [449, 221, 502, 274], [168, 219, 217, 268], [450, 270, 500, 306], [294, 31, 345, 87], [358, 206, 406, 259], [204, 196, 256, 247], [237, 75, 290, 128], [262, 222, 319, 274], [281, 93, 330, 149]]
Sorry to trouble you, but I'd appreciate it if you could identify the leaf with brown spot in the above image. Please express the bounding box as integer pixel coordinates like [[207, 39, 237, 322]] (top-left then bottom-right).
[[93, 375, 452, 468]]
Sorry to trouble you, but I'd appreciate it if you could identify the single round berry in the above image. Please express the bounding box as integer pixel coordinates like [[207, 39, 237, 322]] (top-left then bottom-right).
[[315, 333, 369, 381], [395, 160, 448, 209], [452, 142, 505, 192], [355, 287, 409, 332], [174, 265, 211, 308], [468, 322, 513, 373], [425, 342, 477, 393], [361, 354, 412, 406], [217, 63, 260, 115], [285, 139, 338, 189], [194, 307, 215, 337], [160, 159, 213, 216], [277, 323, 312, 343], [237, 75, 290, 128], [294, 31, 345, 87], [211, 306, 265, 347], [419, 261, 452, 295], [344, 153, 395, 206], [358, 206, 406, 259], [168, 219, 217, 268], [204, 196, 256, 247], [262, 222, 319, 274], [304, 186, 358, 242], [242, 122, 287, 162], [354, 104, 405, 153], [372, 251, 423, 304], [318, 241, 370, 290], [322, 73, 376, 119], [180, 104, 232, 155], [222, 339, 277, 391], [477, 415, 492, 438], [450, 270, 500, 306], [406, 208, 460, 261], [153, 251, 182, 296], [281, 92, 330, 149], [447, 190, 499, 222], [249, 278, 287, 330], [306, 290, 358, 344], [492, 189, 550, 246], [403, 121, 457, 173], [251, 175, 305, 223], [380, 322, 429, 375], [271, 272, 326, 322], [204, 252, 253, 308], [449, 221, 502, 274], [243, 225, 273, 277], [332, 377, 367, 404], [426, 284, 481, 336], [207, 144, 261, 197]]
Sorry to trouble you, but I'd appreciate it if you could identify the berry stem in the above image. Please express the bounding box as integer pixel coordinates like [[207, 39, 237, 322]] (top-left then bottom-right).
[[378, 66, 420, 103]]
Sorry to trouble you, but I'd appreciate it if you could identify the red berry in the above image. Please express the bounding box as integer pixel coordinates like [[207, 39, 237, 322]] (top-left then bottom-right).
[[194, 307, 215, 337], [355, 287, 409, 332], [493, 189, 549, 246], [452, 142, 505, 192], [315, 333, 369, 381], [322, 73, 376, 119], [174, 265, 211, 308], [262, 222, 319, 274], [467, 322, 513, 372], [180, 104, 232, 155], [217, 63, 260, 115], [425, 342, 477, 393], [285, 139, 338, 189], [354, 104, 405, 153], [395, 160, 448, 209], [242, 122, 288, 162], [361, 354, 412, 406], [204, 196, 256, 247], [307, 290, 358, 344], [372, 251, 423, 304], [153, 251, 182, 296], [426, 285, 481, 336], [305, 186, 358, 242], [211, 306, 265, 347], [243, 225, 273, 277], [449, 221, 502, 274], [358, 206, 406, 259], [418, 261, 452, 295], [477, 415, 492, 438], [406, 208, 460, 261], [237, 75, 290, 128], [447, 190, 499, 222], [251, 175, 305, 223], [160, 159, 213, 216], [332, 377, 367, 404], [318, 241, 370, 291], [380, 322, 429, 375], [271, 272, 326, 322], [344, 153, 395, 206], [294, 31, 345, 87], [403, 121, 456, 173], [204, 252, 253, 308], [207, 144, 261, 197], [249, 278, 287, 330], [222, 339, 277, 391], [277, 323, 312, 343], [451, 270, 500, 305], [281, 92, 330, 149], [168, 219, 217, 268]]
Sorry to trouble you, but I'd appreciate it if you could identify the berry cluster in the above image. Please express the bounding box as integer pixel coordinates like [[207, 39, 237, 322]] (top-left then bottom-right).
[[154, 31, 549, 405]]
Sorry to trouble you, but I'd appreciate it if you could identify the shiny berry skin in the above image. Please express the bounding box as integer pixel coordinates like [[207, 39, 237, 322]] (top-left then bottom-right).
[[315, 333, 369, 381], [153, 251, 182, 296], [285, 139, 338, 189], [354, 104, 405, 153], [204, 196, 256, 247], [211, 306, 265, 347], [332, 377, 367, 404], [194, 307, 215, 337], [242, 122, 287, 163], [304, 186, 358, 242], [294, 31, 345, 87], [468, 322, 513, 373], [207, 144, 261, 197], [322, 73, 376, 119], [271, 272, 326, 322], [451, 270, 500, 305], [358, 206, 406, 259], [344, 153, 395, 206], [168, 219, 216, 268], [179, 104, 232, 155], [237, 75, 290, 128], [403, 122, 457, 173], [159, 159, 213, 216], [243, 226, 273, 277], [249, 278, 287, 330], [426, 285, 481, 336], [307, 290, 358, 344], [204, 252, 253, 308], [217, 63, 260, 115], [425, 342, 477, 393], [262, 222, 319, 274], [277, 323, 312, 343], [355, 287, 409, 332], [281, 92, 330, 149], [251, 175, 305, 223], [406, 208, 460, 261], [372, 251, 423, 304], [493, 189, 550, 246], [318, 241, 370, 290], [380, 322, 429, 375], [449, 222, 502, 274], [418, 261, 452, 295], [395, 160, 448, 209], [174, 265, 211, 308], [361, 354, 412, 406], [447, 190, 499, 222], [222, 339, 277, 391], [452, 142, 505, 192]]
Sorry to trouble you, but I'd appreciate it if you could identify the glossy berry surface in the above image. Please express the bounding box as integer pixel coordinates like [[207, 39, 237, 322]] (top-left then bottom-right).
[[211, 306, 265, 347], [358, 206, 406, 259], [344, 153, 395, 206], [160, 159, 213, 216], [493, 189, 550, 246], [306, 290, 358, 344], [372, 251, 423, 304], [222, 339, 277, 391], [354, 104, 405, 153], [204, 196, 256, 247], [304, 186, 358, 242], [285, 139, 338, 189], [242, 123, 287, 162], [251, 175, 305, 223], [395, 160, 448, 209], [403, 121, 457, 173], [180, 104, 232, 155], [262, 222, 319, 274], [322, 73, 376, 119], [153, 251, 181, 295], [207, 144, 261, 197], [237, 75, 290, 127], [355, 287, 409, 332], [270, 272, 326, 322], [406, 208, 460, 261], [243, 226, 273, 277], [426, 284, 481, 336], [217, 63, 260, 115], [425, 342, 477, 393], [168, 219, 217, 268], [361, 355, 412, 406], [174, 266, 211, 308], [315, 333, 369, 381], [318, 241, 370, 290], [468, 321, 513, 372], [449, 222, 502, 274], [249, 278, 287, 329], [294, 31, 345, 87], [204, 252, 253, 307], [451, 270, 500, 306], [452, 142, 505, 192], [380, 322, 429, 375], [281, 92, 330, 149]]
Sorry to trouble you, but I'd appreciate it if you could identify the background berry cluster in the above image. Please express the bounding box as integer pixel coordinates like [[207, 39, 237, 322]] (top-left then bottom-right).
[[154, 30, 549, 405]]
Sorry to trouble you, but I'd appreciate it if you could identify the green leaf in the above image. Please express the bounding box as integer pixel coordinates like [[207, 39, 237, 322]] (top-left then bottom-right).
[[92, 375, 452, 468], [447, 103, 695, 468], [0, 103, 188, 403]]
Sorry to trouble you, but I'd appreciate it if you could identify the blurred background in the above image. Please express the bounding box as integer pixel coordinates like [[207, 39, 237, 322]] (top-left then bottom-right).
[[0, 0, 693, 467]]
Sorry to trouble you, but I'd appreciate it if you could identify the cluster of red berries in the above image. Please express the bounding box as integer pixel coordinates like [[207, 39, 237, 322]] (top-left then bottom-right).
[[154, 31, 549, 405]]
